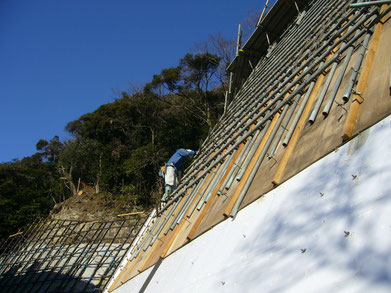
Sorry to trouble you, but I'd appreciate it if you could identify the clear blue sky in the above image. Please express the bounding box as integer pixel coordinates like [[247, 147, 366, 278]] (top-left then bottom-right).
[[0, 0, 266, 163]]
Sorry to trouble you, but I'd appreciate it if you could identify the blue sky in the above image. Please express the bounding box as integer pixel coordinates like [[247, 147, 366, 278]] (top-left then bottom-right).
[[0, 0, 265, 163]]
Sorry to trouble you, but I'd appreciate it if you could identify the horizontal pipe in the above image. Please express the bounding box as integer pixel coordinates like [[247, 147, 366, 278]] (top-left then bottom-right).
[[192, 0, 343, 168], [350, 1, 391, 8], [161, 3, 387, 215]]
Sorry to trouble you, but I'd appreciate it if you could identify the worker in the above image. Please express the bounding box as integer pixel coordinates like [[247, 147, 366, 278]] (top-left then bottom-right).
[[162, 148, 196, 201]]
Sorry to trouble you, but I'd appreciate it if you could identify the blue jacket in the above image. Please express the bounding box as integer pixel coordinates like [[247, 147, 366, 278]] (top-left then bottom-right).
[[167, 148, 195, 171]]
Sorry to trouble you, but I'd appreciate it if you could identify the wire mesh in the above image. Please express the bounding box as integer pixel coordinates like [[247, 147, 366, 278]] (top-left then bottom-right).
[[0, 216, 145, 293]]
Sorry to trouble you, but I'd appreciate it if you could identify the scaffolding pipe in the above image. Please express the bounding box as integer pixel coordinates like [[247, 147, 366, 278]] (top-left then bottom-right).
[[216, 0, 336, 144], [389, 57, 391, 95], [196, 1, 340, 173], [257, 0, 272, 26], [268, 94, 300, 157], [350, 0, 391, 8], [149, 200, 181, 247], [230, 102, 291, 218], [161, 7, 385, 213], [186, 175, 209, 218], [309, 61, 339, 123], [236, 120, 271, 181], [192, 2, 364, 173], [283, 78, 317, 146], [191, 0, 340, 167], [222, 131, 259, 191], [343, 31, 373, 101], [323, 33, 359, 116]]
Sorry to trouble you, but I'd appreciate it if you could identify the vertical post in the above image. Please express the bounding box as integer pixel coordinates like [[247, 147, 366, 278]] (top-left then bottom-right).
[[257, 0, 271, 27], [236, 23, 242, 57], [77, 178, 81, 194]]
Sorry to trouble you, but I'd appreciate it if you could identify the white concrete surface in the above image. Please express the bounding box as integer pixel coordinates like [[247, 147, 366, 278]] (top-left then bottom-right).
[[114, 115, 391, 293], [104, 209, 157, 293]]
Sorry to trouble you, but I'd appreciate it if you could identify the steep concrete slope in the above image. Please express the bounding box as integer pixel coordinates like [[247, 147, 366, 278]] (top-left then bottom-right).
[[114, 111, 391, 293]]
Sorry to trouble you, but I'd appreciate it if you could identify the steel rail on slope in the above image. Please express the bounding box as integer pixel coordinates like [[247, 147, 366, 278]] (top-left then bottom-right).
[[162, 0, 344, 207], [199, 0, 348, 151], [202, 2, 360, 156], [226, 19, 373, 217], [158, 0, 348, 219], [196, 1, 333, 161], [100, 217, 142, 291], [139, 1, 388, 264], [173, 0, 350, 197], [182, 0, 337, 175], [0, 218, 47, 282], [159, 5, 385, 215]]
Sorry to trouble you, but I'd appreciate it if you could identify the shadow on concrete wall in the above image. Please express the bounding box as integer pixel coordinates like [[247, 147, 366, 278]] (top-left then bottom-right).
[[234, 122, 391, 292], [0, 260, 101, 292]]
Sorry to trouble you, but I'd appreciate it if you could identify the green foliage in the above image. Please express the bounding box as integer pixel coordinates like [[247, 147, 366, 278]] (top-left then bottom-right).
[[1, 51, 228, 240], [0, 159, 64, 239]]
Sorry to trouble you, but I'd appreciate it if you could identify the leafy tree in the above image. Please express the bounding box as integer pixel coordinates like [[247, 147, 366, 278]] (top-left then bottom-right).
[[36, 135, 63, 163], [145, 53, 224, 128], [58, 138, 104, 195], [0, 156, 64, 240]]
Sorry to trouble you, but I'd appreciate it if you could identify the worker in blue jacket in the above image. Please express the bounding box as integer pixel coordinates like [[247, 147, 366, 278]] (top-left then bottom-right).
[[162, 148, 196, 201]]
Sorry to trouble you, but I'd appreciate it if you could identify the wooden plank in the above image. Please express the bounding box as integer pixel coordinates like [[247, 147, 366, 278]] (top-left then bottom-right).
[[159, 170, 214, 258], [342, 5, 387, 140], [186, 141, 247, 241], [271, 76, 328, 185], [185, 114, 261, 241], [116, 211, 145, 217], [270, 36, 344, 186], [109, 203, 176, 291], [136, 196, 187, 272], [223, 111, 281, 216]]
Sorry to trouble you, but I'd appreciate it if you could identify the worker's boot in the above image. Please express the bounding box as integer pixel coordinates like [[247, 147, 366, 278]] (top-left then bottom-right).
[[162, 186, 171, 202]]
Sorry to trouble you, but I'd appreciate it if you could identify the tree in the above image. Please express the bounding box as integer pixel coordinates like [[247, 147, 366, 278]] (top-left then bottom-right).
[[36, 136, 63, 163], [58, 138, 104, 195], [193, 33, 236, 86], [145, 52, 224, 129], [0, 157, 64, 240]]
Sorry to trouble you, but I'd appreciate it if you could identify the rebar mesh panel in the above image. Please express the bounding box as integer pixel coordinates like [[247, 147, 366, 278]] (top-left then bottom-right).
[[0, 217, 145, 292]]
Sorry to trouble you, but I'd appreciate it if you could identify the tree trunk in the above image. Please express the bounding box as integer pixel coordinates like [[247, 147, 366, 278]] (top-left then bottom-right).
[[95, 154, 102, 194], [206, 102, 212, 129], [58, 165, 77, 196]]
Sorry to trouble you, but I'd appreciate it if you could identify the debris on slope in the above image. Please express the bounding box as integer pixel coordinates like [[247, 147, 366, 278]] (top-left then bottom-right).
[[49, 188, 150, 222]]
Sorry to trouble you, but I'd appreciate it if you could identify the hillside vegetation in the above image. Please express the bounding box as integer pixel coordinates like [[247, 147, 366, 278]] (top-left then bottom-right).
[[0, 42, 237, 240]]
